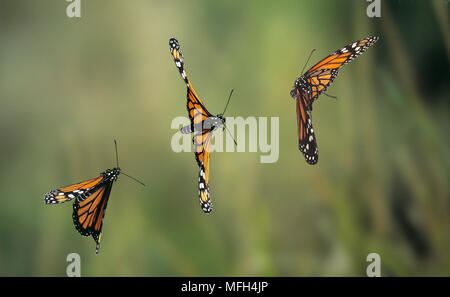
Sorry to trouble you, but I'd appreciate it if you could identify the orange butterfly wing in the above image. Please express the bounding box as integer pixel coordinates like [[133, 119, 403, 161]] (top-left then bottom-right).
[[170, 38, 212, 125], [187, 87, 212, 126], [193, 129, 213, 213], [171, 38, 215, 213], [44, 176, 104, 204], [73, 180, 113, 254], [295, 89, 318, 164]]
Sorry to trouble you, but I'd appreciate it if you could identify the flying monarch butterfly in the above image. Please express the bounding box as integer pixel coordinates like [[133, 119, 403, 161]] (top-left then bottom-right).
[[290, 36, 379, 165], [169, 37, 235, 214], [44, 141, 145, 254]]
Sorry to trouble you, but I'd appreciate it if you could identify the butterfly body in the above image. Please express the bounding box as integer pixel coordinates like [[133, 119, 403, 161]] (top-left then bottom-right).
[[181, 115, 225, 134], [290, 36, 378, 164]]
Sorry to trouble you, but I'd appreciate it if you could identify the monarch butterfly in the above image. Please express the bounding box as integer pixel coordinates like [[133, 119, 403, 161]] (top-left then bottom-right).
[[44, 141, 144, 254], [169, 38, 235, 214], [290, 36, 379, 165]]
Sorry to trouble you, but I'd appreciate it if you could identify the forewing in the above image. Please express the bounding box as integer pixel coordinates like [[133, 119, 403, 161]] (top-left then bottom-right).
[[304, 36, 379, 103], [44, 176, 104, 204]]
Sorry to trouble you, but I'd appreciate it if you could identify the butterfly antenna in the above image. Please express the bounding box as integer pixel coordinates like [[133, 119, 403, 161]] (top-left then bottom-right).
[[121, 171, 146, 187], [324, 92, 338, 100], [301, 49, 316, 75], [222, 89, 234, 116], [224, 124, 237, 147], [114, 139, 119, 168], [113, 140, 145, 186]]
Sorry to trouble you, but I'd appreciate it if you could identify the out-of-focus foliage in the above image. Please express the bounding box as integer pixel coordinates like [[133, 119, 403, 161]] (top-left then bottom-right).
[[0, 0, 448, 276]]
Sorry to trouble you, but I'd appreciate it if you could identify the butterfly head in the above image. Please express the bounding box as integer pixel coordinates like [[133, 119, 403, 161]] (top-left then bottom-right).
[[103, 168, 121, 181], [289, 89, 297, 99], [214, 114, 226, 130], [216, 114, 225, 122]]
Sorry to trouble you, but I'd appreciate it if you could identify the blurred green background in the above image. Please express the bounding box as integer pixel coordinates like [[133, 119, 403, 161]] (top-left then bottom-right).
[[0, 0, 448, 276]]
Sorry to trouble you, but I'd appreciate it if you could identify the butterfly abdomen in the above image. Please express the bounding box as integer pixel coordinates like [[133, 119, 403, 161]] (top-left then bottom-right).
[[181, 123, 194, 134]]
